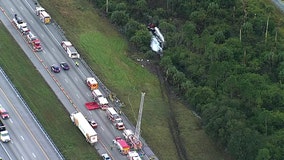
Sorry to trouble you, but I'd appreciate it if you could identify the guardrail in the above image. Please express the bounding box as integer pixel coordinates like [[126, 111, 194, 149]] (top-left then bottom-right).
[[0, 67, 65, 160]]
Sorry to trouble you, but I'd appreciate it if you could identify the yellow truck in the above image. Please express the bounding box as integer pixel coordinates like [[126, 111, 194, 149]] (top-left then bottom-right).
[[35, 7, 51, 24]]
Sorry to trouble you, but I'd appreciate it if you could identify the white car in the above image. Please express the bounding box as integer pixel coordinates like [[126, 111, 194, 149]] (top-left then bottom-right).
[[101, 153, 111, 160], [0, 130, 11, 143]]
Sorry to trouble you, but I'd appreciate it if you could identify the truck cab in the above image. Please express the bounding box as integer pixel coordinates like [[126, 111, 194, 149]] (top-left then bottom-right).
[[26, 32, 42, 52], [113, 137, 130, 155], [35, 7, 51, 24]]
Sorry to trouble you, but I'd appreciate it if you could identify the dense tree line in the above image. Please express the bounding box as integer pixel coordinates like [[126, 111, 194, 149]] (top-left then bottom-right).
[[92, 0, 284, 159]]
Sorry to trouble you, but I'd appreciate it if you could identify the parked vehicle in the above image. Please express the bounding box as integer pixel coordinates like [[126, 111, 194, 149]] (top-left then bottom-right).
[[127, 151, 142, 160], [60, 62, 70, 70], [0, 107, 9, 119], [113, 137, 130, 155], [106, 107, 125, 130], [88, 120, 98, 129], [101, 153, 111, 160], [85, 102, 100, 110], [86, 77, 98, 90], [70, 112, 97, 145], [0, 130, 11, 143], [123, 129, 142, 150], [92, 89, 109, 109], [61, 41, 80, 59], [12, 14, 30, 35], [35, 7, 51, 24], [0, 119, 10, 143], [51, 64, 60, 73], [26, 32, 42, 52]]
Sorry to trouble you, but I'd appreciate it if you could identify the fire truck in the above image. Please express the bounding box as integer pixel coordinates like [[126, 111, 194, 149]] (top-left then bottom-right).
[[113, 137, 130, 155]]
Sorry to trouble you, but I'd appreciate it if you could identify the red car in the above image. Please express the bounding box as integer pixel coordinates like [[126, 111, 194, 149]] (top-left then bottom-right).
[[0, 108, 9, 119], [88, 120, 98, 129]]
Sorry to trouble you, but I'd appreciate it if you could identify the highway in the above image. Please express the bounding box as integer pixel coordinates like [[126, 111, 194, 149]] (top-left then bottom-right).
[[0, 68, 63, 160], [0, 0, 157, 159]]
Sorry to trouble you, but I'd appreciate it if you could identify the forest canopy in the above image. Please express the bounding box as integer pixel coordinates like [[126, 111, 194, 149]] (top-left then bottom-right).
[[92, 0, 284, 159]]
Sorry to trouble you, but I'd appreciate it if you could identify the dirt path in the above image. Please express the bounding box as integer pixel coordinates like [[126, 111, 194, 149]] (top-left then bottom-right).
[[146, 57, 189, 160]]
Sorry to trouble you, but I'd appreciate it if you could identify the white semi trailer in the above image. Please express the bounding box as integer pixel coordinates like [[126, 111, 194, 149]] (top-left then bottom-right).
[[70, 112, 97, 145]]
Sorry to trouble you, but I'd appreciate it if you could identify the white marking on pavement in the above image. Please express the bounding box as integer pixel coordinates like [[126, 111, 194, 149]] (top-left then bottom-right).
[[21, 136, 25, 140]]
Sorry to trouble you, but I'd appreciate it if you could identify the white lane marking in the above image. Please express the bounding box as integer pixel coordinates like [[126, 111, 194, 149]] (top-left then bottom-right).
[[11, 8, 14, 12], [101, 126, 104, 131], [76, 94, 80, 98], [21, 136, 25, 140], [30, 20, 33, 24], [21, 156, 25, 160], [64, 78, 68, 83], [0, 142, 13, 159], [32, 153, 36, 158], [9, 118, 13, 123]]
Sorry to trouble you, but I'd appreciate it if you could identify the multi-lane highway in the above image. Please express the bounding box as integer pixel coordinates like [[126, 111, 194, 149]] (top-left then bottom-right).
[[0, 68, 63, 160], [0, 0, 158, 159]]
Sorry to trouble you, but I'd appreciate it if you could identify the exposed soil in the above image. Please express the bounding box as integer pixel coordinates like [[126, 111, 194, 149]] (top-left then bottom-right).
[[133, 54, 189, 160]]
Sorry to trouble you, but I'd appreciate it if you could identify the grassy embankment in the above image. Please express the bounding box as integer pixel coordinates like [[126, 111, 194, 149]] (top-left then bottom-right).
[[0, 23, 99, 159], [38, 0, 230, 159]]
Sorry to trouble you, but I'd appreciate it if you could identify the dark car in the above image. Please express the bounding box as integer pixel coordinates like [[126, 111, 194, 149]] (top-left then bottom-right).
[[51, 64, 60, 73], [88, 120, 98, 129], [60, 62, 70, 70]]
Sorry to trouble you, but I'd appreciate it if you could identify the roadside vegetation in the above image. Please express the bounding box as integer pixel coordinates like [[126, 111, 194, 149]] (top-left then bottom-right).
[[84, 0, 284, 160], [38, 0, 231, 159], [4, 0, 281, 160], [0, 23, 99, 159]]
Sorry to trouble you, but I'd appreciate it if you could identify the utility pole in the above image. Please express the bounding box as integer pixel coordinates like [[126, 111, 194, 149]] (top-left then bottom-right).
[[135, 92, 145, 140]]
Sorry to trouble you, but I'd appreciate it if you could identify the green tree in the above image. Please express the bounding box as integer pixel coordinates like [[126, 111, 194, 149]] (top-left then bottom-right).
[[228, 128, 261, 160], [256, 148, 271, 160], [130, 28, 151, 52], [214, 31, 225, 44], [110, 11, 129, 26]]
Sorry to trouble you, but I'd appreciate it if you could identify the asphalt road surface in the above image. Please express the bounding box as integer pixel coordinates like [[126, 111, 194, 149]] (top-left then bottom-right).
[[272, 0, 284, 12], [0, 0, 158, 159], [0, 68, 63, 160]]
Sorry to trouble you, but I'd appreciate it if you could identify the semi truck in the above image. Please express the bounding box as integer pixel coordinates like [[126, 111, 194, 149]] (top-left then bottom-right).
[[35, 7, 51, 24], [86, 77, 98, 90], [0, 119, 10, 143], [12, 14, 30, 35], [61, 41, 80, 59], [113, 137, 130, 155], [106, 107, 125, 130], [123, 129, 142, 150], [70, 112, 97, 145]]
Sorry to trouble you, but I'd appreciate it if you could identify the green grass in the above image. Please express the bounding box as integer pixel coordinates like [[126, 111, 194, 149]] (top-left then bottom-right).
[[0, 0, 231, 159], [0, 23, 99, 160], [38, 0, 231, 159]]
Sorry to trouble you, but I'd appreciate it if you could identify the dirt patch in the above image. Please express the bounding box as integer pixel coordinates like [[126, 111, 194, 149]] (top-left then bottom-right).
[[133, 53, 190, 160]]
